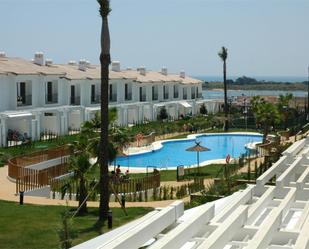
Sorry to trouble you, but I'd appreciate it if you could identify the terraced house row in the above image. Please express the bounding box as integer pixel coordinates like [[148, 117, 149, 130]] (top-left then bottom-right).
[[0, 52, 221, 147]]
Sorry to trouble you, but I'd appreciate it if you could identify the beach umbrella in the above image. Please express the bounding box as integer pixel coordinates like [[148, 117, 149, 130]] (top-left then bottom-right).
[[186, 141, 210, 174]]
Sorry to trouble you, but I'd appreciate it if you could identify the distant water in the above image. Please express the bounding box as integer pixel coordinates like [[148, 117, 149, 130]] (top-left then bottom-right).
[[203, 89, 307, 99], [196, 75, 308, 83]]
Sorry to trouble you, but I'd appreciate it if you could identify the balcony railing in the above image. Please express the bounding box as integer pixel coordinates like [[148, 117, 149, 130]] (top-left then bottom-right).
[[164, 93, 169, 99], [152, 93, 158, 101], [125, 92, 132, 101], [45, 94, 58, 104], [70, 96, 81, 105], [109, 93, 117, 102], [174, 92, 179, 99], [17, 95, 32, 107], [91, 95, 101, 104], [140, 95, 146, 102]]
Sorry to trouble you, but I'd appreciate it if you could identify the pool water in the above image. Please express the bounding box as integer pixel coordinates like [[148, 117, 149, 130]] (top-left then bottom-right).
[[115, 134, 263, 168]]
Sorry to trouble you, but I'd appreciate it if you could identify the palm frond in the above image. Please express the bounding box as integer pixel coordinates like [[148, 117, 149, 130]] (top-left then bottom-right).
[[97, 0, 111, 17]]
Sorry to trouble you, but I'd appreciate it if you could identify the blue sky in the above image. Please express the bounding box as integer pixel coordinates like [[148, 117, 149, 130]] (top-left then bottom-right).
[[1, 0, 309, 77]]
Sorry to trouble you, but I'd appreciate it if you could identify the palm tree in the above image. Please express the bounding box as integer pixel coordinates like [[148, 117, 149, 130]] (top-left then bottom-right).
[[97, 0, 111, 222], [277, 93, 293, 130], [251, 97, 281, 143], [218, 47, 229, 131], [67, 137, 94, 215]]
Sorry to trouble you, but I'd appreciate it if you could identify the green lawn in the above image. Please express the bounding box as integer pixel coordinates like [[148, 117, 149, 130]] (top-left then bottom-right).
[[0, 200, 152, 249]]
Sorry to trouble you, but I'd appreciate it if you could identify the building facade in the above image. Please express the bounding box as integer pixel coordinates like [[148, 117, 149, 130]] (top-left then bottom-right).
[[0, 52, 221, 147]]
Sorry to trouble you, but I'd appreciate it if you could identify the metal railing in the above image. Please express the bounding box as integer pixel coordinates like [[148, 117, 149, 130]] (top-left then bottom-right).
[[70, 96, 81, 105], [45, 94, 58, 104], [152, 93, 158, 101], [17, 95, 32, 106], [109, 93, 117, 102], [91, 95, 101, 104], [140, 95, 146, 102], [125, 92, 132, 101]]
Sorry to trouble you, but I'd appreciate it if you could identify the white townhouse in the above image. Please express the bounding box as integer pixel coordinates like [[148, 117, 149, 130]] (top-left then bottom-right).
[[0, 52, 221, 147]]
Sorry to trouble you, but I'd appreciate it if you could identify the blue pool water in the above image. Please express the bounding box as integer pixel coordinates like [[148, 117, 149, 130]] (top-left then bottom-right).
[[116, 134, 263, 168]]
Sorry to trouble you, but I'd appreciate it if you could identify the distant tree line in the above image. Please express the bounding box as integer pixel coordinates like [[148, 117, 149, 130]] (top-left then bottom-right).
[[203, 76, 308, 91]]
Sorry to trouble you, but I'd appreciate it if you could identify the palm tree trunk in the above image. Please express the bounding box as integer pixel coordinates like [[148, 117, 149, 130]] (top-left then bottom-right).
[[223, 60, 228, 131], [78, 177, 88, 215], [99, 16, 111, 222], [263, 125, 269, 143]]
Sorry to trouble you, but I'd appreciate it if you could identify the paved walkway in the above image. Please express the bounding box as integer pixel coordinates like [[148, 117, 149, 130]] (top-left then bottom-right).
[[0, 165, 190, 208]]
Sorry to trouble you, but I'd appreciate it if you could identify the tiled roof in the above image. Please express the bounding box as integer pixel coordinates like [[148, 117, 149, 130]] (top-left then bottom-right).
[[0, 57, 201, 84]]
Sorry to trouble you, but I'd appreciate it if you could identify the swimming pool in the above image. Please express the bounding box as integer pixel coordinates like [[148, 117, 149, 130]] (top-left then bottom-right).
[[115, 133, 263, 168]]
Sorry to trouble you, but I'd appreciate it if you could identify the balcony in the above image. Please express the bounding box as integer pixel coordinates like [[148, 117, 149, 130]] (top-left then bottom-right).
[[125, 93, 132, 101], [91, 95, 101, 104], [140, 95, 146, 102], [109, 93, 117, 102], [174, 92, 179, 99], [17, 95, 32, 107], [164, 93, 169, 99], [70, 96, 81, 105], [45, 94, 58, 104]]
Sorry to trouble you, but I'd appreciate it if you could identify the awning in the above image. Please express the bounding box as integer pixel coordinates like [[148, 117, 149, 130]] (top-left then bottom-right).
[[154, 103, 166, 107], [2, 112, 33, 119], [180, 101, 192, 108]]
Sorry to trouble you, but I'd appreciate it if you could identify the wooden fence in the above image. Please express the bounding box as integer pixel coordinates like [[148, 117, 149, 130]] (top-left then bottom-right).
[[7, 146, 70, 194], [8, 146, 69, 179], [15, 162, 69, 194], [50, 172, 161, 198]]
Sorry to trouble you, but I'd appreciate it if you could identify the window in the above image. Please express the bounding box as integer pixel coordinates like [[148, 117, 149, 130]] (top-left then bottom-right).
[[70, 85, 75, 104], [173, 85, 179, 98], [163, 85, 169, 99], [125, 84, 128, 100], [47, 82, 53, 102], [91, 85, 95, 103], [183, 88, 187, 99]]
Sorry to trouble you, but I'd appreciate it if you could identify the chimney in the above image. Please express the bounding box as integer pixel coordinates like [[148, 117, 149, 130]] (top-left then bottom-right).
[[111, 61, 121, 72], [139, 66, 146, 76], [34, 52, 44, 66], [78, 59, 87, 71], [45, 59, 53, 66], [68, 60, 77, 66], [0, 51, 6, 58], [161, 67, 168, 76], [180, 70, 186, 78]]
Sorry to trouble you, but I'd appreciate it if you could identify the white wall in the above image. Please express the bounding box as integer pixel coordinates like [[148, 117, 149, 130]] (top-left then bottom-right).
[[68, 111, 81, 130], [41, 115, 60, 133]]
